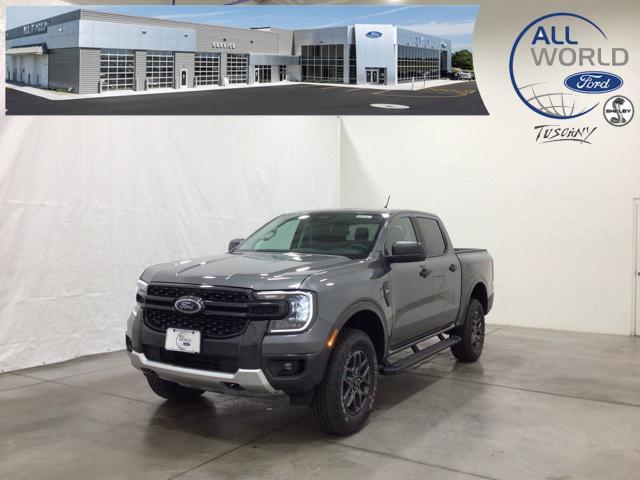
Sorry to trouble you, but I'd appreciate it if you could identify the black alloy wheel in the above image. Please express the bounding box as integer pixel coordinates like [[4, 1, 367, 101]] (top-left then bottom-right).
[[341, 349, 372, 415], [450, 298, 485, 362]]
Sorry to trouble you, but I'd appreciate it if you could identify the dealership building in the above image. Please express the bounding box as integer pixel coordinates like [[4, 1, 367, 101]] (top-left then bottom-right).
[[5, 9, 452, 94]]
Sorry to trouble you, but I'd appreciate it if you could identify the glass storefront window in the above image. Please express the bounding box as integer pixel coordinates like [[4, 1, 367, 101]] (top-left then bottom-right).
[[397, 45, 442, 83], [301, 43, 345, 83]]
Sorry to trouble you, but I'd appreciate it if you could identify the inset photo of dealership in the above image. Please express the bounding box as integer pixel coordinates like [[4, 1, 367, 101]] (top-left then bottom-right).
[[5, 5, 485, 115]]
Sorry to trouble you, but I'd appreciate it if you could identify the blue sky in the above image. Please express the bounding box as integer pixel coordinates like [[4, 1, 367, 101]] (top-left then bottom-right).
[[7, 5, 477, 51]]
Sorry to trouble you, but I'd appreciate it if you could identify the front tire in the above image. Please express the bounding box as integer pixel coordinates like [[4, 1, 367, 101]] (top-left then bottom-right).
[[450, 298, 485, 362], [146, 375, 205, 402], [311, 328, 379, 435]]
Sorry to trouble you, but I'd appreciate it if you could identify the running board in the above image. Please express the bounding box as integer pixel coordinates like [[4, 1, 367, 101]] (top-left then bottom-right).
[[381, 336, 461, 375]]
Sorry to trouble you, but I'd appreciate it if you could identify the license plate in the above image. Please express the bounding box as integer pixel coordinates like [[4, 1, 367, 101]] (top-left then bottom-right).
[[165, 328, 201, 354]]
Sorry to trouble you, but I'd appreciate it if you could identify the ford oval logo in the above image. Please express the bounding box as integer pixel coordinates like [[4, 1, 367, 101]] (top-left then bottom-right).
[[563, 71, 623, 94], [174, 296, 205, 315], [366, 31, 382, 39]]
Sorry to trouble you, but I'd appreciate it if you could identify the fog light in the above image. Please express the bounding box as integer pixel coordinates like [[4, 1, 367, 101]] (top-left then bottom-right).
[[282, 361, 295, 372]]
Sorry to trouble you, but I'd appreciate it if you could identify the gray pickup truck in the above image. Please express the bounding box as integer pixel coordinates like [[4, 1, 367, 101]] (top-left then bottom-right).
[[127, 209, 494, 434]]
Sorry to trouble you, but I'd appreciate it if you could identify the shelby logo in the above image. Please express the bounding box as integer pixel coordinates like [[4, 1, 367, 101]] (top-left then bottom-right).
[[533, 125, 597, 144], [510, 13, 628, 120], [564, 72, 622, 94], [603, 95, 634, 127]]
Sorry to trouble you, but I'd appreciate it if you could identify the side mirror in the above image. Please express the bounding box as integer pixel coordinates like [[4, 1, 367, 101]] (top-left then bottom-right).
[[386, 241, 426, 263], [228, 238, 244, 252]]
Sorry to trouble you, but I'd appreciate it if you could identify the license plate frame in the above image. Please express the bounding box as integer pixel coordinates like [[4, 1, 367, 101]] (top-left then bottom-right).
[[165, 328, 201, 354]]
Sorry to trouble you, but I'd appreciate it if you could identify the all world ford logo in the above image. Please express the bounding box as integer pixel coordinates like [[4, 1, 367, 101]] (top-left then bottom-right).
[[174, 296, 205, 315], [564, 71, 623, 94], [366, 31, 383, 39]]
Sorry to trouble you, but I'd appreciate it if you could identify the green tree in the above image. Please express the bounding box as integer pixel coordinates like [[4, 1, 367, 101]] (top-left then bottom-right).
[[452, 49, 474, 71]]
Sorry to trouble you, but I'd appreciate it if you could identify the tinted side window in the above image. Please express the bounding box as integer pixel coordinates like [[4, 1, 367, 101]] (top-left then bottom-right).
[[384, 217, 417, 254], [416, 218, 446, 256]]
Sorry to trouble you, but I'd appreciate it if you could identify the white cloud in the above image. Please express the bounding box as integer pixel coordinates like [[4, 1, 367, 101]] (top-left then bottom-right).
[[404, 19, 476, 37], [153, 10, 241, 20], [311, 6, 416, 29]]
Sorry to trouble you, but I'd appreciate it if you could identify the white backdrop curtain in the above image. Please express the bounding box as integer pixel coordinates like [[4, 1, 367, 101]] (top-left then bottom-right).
[[0, 116, 340, 371]]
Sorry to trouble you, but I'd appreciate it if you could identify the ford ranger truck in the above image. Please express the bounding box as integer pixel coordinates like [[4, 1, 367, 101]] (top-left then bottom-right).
[[127, 210, 494, 435]]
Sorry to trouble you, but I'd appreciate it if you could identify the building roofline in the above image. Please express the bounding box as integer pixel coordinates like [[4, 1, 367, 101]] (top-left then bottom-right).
[[7, 8, 452, 43]]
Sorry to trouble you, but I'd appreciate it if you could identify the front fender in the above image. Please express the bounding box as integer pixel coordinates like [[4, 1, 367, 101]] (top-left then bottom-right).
[[335, 299, 390, 357]]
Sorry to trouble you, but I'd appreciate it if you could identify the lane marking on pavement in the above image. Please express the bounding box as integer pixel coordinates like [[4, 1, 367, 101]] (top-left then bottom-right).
[[373, 90, 476, 99]]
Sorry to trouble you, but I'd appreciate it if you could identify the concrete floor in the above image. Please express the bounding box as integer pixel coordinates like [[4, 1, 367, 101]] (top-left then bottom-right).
[[1, 325, 639, 480]]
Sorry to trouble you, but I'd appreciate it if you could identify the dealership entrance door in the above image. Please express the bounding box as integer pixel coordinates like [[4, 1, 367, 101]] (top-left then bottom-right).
[[255, 65, 271, 83], [366, 68, 385, 85]]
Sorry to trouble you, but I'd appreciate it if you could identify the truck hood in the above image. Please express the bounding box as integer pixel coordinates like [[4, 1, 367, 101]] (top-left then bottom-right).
[[142, 252, 355, 290]]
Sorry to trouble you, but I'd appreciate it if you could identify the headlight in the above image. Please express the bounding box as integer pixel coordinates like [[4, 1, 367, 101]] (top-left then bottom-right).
[[136, 279, 148, 301], [255, 291, 314, 333]]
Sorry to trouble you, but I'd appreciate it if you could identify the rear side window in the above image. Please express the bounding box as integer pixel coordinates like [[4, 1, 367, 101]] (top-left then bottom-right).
[[416, 218, 447, 256], [384, 217, 417, 254]]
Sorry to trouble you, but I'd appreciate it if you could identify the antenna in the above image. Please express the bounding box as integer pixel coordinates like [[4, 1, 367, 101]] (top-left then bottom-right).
[[384, 195, 391, 209]]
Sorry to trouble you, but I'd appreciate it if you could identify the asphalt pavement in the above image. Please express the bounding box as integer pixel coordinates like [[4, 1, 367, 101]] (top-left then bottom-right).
[[6, 81, 488, 115]]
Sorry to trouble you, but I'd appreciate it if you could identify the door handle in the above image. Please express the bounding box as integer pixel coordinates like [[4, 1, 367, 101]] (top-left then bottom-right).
[[449, 264, 458, 272], [419, 267, 432, 278]]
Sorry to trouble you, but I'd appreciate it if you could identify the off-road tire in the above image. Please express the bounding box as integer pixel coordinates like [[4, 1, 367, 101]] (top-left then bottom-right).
[[451, 298, 485, 362], [311, 328, 379, 435], [146, 375, 205, 402]]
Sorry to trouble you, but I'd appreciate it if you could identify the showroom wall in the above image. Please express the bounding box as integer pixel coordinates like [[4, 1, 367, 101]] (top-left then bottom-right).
[[0, 117, 340, 371], [341, 118, 639, 336]]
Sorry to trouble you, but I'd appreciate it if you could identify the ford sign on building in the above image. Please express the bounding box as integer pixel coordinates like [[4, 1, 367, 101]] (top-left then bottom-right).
[[5, 10, 452, 94]]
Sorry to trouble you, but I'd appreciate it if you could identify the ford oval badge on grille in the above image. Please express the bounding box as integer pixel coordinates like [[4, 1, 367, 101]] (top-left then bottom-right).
[[174, 296, 205, 314]]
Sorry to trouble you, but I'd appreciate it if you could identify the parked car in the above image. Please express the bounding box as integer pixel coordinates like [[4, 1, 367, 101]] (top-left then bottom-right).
[[127, 209, 494, 434], [458, 70, 475, 80]]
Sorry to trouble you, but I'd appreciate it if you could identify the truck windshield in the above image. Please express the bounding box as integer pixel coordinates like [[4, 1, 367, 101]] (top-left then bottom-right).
[[236, 213, 385, 258]]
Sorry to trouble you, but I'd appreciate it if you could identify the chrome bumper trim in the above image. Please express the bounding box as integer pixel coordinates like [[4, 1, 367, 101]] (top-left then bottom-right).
[[128, 351, 279, 395]]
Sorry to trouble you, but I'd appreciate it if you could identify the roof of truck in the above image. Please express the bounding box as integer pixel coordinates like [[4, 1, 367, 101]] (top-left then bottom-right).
[[284, 208, 440, 218]]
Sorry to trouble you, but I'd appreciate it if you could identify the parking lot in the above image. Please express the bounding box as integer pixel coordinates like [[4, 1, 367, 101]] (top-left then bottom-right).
[[6, 81, 487, 115]]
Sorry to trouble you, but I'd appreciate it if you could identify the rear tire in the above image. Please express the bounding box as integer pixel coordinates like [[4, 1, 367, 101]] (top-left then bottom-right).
[[146, 375, 205, 402], [450, 298, 485, 362], [311, 328, 379, 435]]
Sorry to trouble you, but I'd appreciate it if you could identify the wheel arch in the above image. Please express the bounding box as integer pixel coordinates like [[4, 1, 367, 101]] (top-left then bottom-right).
[[456, 281, 489, 326], [335, 300, 388, 362]]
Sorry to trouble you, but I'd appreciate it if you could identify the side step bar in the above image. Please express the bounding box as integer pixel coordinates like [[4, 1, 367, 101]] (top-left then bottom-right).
[[381, 335, 461, 375]]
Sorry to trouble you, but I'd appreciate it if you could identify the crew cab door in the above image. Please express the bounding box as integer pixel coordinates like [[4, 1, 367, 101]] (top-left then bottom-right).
[[414, 217, 462, 327], [385, 216, 441, 347]]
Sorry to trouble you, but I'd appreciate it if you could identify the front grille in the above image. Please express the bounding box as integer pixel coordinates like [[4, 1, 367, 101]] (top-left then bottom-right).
[[144, 309, 249, 338], [147, 285, 250, 303], [143, 345, 238, 373], [140, 283, 287, 339]]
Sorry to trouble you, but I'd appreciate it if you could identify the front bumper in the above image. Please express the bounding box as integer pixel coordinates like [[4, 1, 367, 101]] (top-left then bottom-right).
[[128, 350, 279, 395], [127, 305, 333, 397]]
